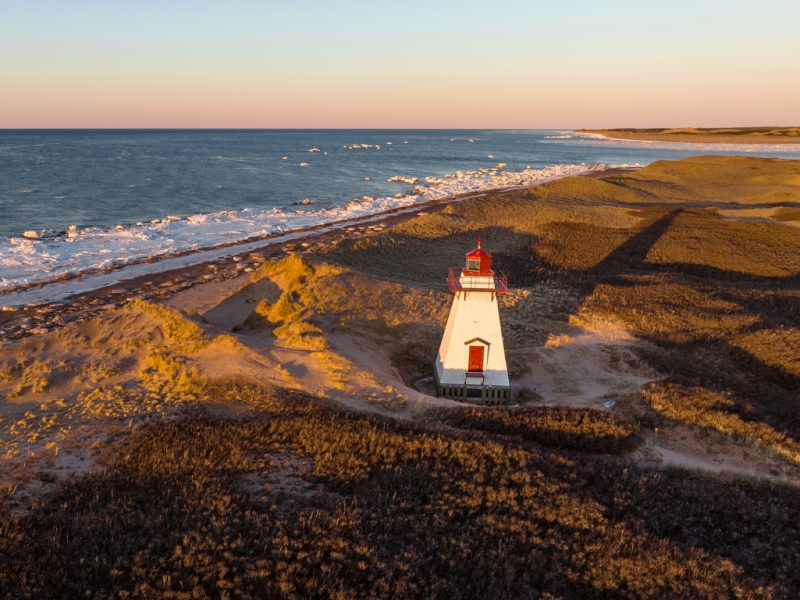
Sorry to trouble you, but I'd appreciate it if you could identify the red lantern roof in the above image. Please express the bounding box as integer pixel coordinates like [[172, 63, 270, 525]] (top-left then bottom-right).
[[446, 236, 508, 298], [464, 236, 492, 274]]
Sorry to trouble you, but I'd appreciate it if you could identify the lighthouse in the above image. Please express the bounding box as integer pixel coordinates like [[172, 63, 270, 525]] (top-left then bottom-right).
[[434, 237, 511, 405]]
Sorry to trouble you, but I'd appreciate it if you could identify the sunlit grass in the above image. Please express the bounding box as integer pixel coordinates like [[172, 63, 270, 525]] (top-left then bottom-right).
[[644, 383, 800, 465], [1, 380, 797, 597]]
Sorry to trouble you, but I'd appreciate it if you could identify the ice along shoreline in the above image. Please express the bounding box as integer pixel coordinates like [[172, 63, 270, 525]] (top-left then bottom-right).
[[0, 163, 627, 304]]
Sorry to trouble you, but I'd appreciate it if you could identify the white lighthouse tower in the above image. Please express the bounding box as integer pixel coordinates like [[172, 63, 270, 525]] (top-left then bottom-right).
[[434, 237, 511, 405]]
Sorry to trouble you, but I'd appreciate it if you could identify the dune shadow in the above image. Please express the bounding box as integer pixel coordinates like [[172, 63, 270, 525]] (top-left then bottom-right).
[[280, 360, 308, 378], [324, 208, 800, 440], [7, 400, 796, 597], [613, 465, 800, 593], [548, 209, 800, 440]]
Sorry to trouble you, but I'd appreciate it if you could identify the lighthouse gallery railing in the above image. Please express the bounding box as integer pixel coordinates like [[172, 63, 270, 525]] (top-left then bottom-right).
[[446, 267, 508, 300]]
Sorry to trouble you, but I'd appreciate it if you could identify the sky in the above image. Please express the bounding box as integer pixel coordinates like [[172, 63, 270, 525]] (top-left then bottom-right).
[[1, 0, 799, 128]]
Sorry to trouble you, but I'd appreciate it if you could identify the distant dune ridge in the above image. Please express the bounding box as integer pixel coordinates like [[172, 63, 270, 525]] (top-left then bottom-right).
[[579, 127, 800, 144]]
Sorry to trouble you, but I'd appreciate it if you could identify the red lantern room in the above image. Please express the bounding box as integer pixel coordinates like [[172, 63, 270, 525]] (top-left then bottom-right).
[[464, 236, 493, 275], [446, 237, 508, 299]]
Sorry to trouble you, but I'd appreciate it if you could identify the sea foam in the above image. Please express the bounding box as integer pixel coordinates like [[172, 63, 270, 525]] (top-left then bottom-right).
[[0, 163, 610, 295]]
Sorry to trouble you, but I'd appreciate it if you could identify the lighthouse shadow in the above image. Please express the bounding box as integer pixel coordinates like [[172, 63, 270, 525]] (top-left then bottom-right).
[[492, 208, 680, 298], [492, 206, 800, 451], [483, 212, 680, 401]]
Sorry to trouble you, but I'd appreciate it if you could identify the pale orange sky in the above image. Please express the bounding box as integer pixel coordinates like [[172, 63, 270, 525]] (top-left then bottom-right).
[[2, 1, 799, 128]]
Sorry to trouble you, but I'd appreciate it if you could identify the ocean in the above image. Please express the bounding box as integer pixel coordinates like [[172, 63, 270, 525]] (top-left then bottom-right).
[[2, 128, 799, 293]]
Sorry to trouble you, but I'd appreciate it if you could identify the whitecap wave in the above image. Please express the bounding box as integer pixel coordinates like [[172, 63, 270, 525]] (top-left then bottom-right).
[[0, 163, 610, 293]]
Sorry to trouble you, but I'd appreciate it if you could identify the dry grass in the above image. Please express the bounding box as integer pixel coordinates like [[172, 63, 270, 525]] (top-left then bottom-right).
[[773, 207, 800, 221], [243, 254, 447, 344], [732, 327, 800, 378], [0, 381, 797, 598], [322, 158, 800, 286], [311, 351, 355, 391], [0, 300, 238, 457], [1, 358, 57, 399], [580, 127, 800, 145], [128, 299, 208, 352], [643, 383, 800, 464], [582, 280, 800, 441], [318, 155, 800, 459], [427, 404, 640, 454]]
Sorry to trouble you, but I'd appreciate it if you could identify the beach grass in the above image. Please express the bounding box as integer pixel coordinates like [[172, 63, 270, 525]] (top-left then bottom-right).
[[320, 155, 800, 458], [1, 155, 800, 597], [1, 381, 798, 598]]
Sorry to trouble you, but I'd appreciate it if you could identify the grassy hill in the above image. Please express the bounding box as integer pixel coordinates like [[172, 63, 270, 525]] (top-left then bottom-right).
[[1, 155, 799, 598]]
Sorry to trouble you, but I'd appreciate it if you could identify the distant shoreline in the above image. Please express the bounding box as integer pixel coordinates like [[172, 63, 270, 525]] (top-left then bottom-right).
[[578, 127, 800, 145]]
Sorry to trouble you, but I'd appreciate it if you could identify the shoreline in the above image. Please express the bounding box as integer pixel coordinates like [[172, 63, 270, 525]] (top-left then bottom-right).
[[0, 167, 637, 341], [0, 163, 613, 295], [577, 128, 800, 145], [0, 164, 625, 301]]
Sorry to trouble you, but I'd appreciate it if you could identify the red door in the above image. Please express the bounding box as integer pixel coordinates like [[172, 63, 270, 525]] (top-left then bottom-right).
[[468, 346, 485, 372]]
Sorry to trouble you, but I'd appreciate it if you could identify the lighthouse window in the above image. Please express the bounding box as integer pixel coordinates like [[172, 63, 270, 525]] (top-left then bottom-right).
[[467, 258, 480, 272]]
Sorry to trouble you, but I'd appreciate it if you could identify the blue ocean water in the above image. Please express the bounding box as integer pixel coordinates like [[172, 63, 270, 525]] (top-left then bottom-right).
[[1, 129, 798, 291]]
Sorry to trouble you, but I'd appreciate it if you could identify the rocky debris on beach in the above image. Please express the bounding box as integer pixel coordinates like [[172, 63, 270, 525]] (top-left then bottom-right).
[[0, 255, 263, 342]]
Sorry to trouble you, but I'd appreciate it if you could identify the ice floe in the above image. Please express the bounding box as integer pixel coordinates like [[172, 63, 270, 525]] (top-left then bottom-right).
[[0, 163, 617, 295]]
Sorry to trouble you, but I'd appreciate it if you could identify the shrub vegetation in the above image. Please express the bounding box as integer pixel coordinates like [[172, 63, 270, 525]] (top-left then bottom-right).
[[427, 405, 639, 454], [1, 381, 798, 598]]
